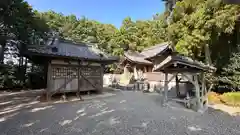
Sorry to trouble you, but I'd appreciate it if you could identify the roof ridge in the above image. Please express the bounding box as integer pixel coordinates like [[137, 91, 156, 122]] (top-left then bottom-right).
[[59, 39, 88, 47], [142, 42, 169, 51]]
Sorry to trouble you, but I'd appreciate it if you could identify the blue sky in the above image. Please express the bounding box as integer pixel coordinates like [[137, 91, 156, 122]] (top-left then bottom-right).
[[26, 0, 166, 28]]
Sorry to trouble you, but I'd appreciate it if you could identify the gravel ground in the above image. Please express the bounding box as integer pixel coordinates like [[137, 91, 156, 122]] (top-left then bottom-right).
[[0, 91, 240, 135]]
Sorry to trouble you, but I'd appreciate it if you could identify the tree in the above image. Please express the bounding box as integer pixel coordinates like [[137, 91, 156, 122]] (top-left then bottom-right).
[[0, 0, 49, 89], [0, 0, 48, 63], [168, 0, 239, 57], [167, 0, 240, 91]]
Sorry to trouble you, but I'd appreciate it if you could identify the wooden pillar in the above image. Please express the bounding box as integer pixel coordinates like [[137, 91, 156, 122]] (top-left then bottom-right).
[[46, 60, 52, 101], [163, 73, 169, 105], [175, 73, 180, 97], [144, 66, 147, 73], [133, 65, 138, 80], [194, 74, 202, 112], [99, 64, 104, 93], [77, 61, 82, 100], [201, 73, 207, 109]]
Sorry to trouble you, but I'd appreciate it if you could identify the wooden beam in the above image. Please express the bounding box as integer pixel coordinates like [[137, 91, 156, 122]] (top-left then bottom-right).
[[163, 73, 169, 105], [99, 64, 104, 93], [168, 73, 176, 83], [77, 61, 80, 93], [46, 60, 52, 101], [133, 65, 138, 80], [201, 73, 207, 108], [144, 66, 147, 73], [163, 68, 200, 74], [153, 55, 172, 71], [176, 61, 206, 71], [194, 75, 202, 112], [175, 74, 180, 97], [163, 73, 176, 86], [77, 61, 83, 100], [181, 73, 195, 85]]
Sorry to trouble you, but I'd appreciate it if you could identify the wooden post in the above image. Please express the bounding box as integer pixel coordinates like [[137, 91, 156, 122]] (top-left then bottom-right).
[[46, 60, 52, 101], [163, 73, 169, 105], [77, 61, 83, 100], [175, 73, 180, 97], [201, 73, 207, 110], [144, 66, 147, 73], [194, 74, 202, 112], [133, 65, 138, 80], [99, 64, 104, 93]]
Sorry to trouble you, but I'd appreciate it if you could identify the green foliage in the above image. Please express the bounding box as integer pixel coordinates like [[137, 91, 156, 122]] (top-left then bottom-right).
[[220, 92, 240, 106], [167, 0, 240, 91], [37, 11, 167, 56], [168, 0, 240, 57], [0, 0, 48, 89], [218, 52, 240, 88], [0, 62, 23, 89]]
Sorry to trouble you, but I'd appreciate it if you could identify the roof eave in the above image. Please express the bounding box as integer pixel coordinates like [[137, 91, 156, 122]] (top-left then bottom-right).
[[25, 51, 119, 64], [153, 57, 216, 73], [144, 46, 172, 60], [123, 53, 153, 65], [124, 56, 153, 65]]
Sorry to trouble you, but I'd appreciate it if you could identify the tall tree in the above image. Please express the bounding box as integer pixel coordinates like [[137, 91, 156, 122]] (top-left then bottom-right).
[[0, 0, 48, 63], [168, 0, 240, 57], [167, 0, 240, 90]]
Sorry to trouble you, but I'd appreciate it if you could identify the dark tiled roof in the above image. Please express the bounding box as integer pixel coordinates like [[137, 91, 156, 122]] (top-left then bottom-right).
[[153, 55, 216, 72], [124, 51, 152, 65], [123, 42, 170, 65], [140, 42, 170, 59], [123, 42, 216, 72], [27, 39, 118, 62], [172, 55, 216, 71]]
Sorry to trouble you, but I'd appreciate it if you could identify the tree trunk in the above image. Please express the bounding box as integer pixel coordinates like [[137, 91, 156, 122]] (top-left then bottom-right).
[[23, 58, 28, 88], [0, 40, 6, 64], [205, 44, 212, 65]]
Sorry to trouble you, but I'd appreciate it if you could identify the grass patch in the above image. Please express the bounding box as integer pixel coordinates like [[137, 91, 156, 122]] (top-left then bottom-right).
[[208, 92, 240, 106], [207, 92, 222, 104], [220, 92, 240, 107]]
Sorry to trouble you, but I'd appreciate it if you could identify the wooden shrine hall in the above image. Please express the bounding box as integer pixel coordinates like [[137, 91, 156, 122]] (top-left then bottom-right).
[[24, 37, 118, 101], [121, 42, 170, 80], [121, 42, 216, 112]]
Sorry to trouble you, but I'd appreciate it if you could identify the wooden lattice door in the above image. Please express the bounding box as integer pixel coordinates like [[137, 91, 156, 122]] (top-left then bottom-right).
[[79, 65, 102, 91], [50, 64, 103, 94], [51, 65, 78, 93]]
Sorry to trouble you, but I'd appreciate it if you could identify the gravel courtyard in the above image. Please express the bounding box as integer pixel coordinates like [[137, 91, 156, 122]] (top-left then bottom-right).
[[0, 91, 240, 135]]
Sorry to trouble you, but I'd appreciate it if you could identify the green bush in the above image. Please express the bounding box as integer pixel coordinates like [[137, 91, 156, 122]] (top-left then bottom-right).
[[220, 92, 240, 106]]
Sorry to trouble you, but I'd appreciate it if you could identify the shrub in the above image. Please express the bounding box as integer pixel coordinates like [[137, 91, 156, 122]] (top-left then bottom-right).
[[220, 92, 240, 106]]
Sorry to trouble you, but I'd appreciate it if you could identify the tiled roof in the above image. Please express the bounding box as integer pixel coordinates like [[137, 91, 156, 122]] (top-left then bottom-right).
[[153, 55, 216, 72], [27, 39, 118, 62], [123, 42, 170, 65], [124, 51, 152, 65], [140, 42, 170, 59], [172, 55, 216, 71], [123, 42, 216, 72]]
